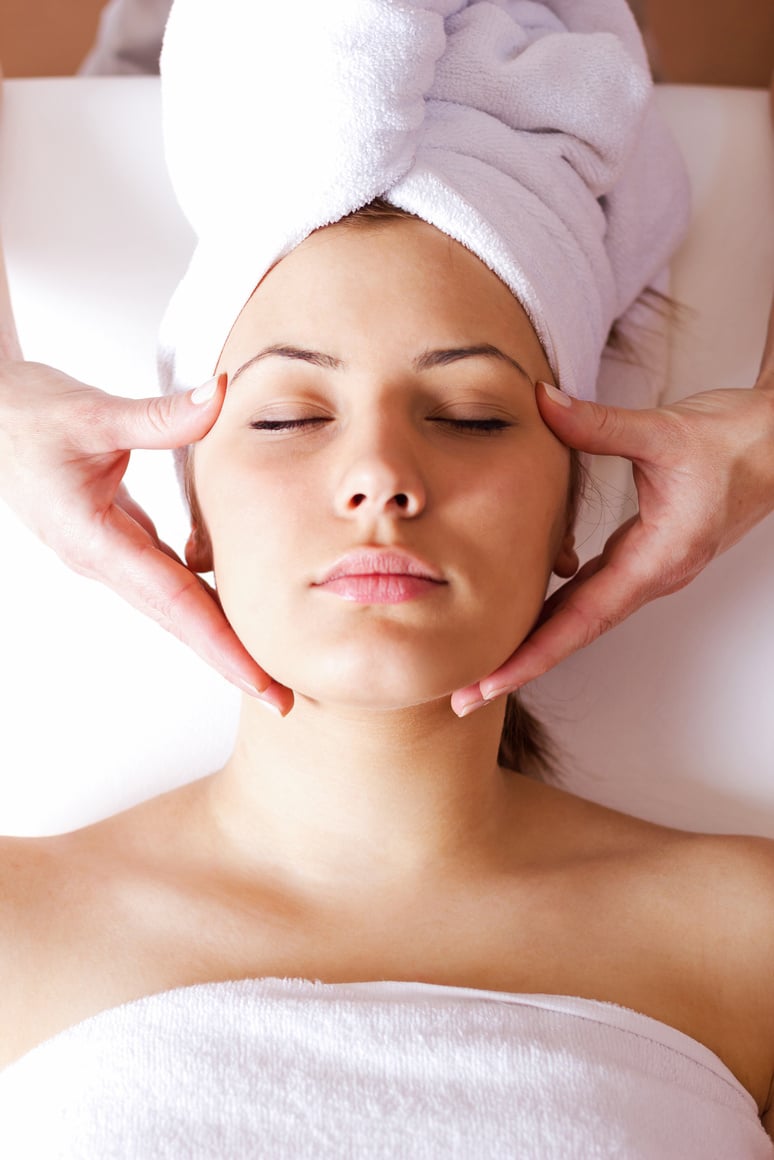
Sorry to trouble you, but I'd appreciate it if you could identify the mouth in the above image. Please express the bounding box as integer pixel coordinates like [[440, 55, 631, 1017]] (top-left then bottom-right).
[[312, 549, 447, 604]]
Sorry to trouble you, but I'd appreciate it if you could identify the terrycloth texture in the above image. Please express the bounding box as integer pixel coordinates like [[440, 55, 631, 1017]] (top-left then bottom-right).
[[0, 977, 770, 1159], [157, 0, 691, 417]]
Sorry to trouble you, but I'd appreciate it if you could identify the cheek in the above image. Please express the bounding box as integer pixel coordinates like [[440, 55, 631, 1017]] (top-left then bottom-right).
[[204, 467, 296, 580], [471, 445, 568, 568], [481, 449, 569, 614], [195, 443, 326, 660]]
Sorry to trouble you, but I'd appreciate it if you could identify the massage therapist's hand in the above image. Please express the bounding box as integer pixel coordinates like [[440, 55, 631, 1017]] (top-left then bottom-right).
[[0, 360, 293, 714], [452, 374, 774, 716]]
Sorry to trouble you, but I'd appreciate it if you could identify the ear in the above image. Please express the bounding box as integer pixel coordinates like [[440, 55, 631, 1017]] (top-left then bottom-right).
[[552, 527, 579, 579], [185, 524, 214, 574]]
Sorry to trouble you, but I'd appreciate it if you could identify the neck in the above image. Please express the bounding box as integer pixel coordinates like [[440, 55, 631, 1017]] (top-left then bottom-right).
[[199, 693, 532, 904]]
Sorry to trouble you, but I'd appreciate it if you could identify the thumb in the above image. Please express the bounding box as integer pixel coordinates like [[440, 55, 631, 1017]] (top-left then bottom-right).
[[536, 380, 663, 462], [97, 373, 227, 452]]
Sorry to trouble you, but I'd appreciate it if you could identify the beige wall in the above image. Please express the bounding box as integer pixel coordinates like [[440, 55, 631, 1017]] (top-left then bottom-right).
[[0, 0, 772, 85], [648, 0, 773, 88], [1, 0, 105, 77]]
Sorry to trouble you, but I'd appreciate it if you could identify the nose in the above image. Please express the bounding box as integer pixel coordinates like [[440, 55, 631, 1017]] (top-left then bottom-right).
[[333, 423, 426, 520]]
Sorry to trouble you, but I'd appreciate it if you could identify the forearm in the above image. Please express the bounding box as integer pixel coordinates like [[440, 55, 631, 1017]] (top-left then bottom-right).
[[0, 231, 22, 361], [756, 285, 774, 391], [753, 287, 774, 508], [0, 64, 22, 363], [760, 74, 774, 389]]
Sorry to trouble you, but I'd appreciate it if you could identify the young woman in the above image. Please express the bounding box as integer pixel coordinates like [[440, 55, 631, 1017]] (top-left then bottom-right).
[[1, 200, 773, 1156], [1, 2, 772, 1156]]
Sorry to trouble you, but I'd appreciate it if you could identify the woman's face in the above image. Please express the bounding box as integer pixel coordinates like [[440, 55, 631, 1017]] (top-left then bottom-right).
[[188, 217, 577, 709]]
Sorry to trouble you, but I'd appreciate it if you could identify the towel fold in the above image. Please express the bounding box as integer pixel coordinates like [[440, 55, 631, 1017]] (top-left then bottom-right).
[[0, 977, 770, 1159], [157, 0, 690, 415]]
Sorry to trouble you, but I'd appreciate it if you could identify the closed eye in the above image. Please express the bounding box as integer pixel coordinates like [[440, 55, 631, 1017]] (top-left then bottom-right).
[[436, 418, 512, 434], [249, 418, 512, 434], [250, 418, 328, 431]]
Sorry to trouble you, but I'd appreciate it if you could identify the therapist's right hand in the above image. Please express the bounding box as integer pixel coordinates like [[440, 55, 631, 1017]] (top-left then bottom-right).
[[0, 360, 293, 715]]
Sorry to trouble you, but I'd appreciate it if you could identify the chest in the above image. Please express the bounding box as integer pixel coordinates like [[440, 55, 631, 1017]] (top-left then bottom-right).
[[7, 851, 769, 1119]]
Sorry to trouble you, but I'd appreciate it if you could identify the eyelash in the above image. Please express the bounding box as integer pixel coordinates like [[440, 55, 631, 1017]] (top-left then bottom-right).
[[249, 417, 511, 434]]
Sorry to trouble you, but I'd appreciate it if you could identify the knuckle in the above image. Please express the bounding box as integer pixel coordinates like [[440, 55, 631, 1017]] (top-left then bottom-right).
[[138, 394, 175, 440], [50, 526, 100, 581], [588, 402, 625, 441], [137, 552, 200, 631], [664, 552, 706, 594], [70, 391, 172, 449], [67, 520, 109, 580], [566, 601, 615, 650], [60, 389, 116, 447], [641, 410, 686, 462]]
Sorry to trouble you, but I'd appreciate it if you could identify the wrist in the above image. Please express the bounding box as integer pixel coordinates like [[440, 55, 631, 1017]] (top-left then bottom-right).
[[755, 376, 774, 500], [754, 366, 774, 395], [755, 290, 774, 387], [0, 330, 23, 362]]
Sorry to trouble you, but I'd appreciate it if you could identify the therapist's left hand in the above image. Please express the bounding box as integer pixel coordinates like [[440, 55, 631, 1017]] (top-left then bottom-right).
[[451, 376, 774, 717]]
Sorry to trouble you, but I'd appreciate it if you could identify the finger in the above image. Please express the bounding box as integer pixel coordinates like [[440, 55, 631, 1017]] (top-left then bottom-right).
[[111, 487, 185, 567], [478, 554, 655, 697], [88, 506, 294, 714], [449, 564, 610, 715], [449, 557, 612, 715], [529, 521, 638, 628], [114, 483, 160, 541], [536, 382, 681, 464], [450, 680, 484, 716], [77, 373, 228, 455], [449, 528, 636, 716]]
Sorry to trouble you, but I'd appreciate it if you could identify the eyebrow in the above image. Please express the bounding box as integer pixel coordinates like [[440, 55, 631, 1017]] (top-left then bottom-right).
[[229, 342, 534, 386]]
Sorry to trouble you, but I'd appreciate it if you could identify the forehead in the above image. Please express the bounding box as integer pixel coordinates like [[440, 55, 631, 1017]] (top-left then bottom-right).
[[217, 218, 549, 380]]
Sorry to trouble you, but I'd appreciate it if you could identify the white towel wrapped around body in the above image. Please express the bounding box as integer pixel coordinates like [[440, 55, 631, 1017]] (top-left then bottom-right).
[[0, 977, 769, 1159], [157, 0, 690, 419]]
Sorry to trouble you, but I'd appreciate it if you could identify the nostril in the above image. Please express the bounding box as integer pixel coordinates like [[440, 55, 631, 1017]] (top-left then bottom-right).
[[346, 492, 411, 510]]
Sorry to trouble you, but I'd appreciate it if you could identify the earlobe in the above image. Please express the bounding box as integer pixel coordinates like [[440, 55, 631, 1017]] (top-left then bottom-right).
[[552, 530, 579, 579], [185, 525, 214, 574]]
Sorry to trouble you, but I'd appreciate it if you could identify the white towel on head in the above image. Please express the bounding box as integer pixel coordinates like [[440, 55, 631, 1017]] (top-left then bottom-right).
[[0, 977, 770, 1159], [157, 0, 690, 410]]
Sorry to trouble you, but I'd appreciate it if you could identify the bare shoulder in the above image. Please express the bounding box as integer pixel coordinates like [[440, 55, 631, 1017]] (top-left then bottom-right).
[[0, 833, 61, 939], [671, 829, 774, 933], [0, 784, 208, 974], [657, 829, 774, 1123], [0, 834, 70, 1066], [0, 824, 123, 935], [0, 819, 168, 1070], [569, 807, 774, 1121], [694, 830, 774, 1009], [631, 827, 774, 971], [0, 783, 228, 1071]]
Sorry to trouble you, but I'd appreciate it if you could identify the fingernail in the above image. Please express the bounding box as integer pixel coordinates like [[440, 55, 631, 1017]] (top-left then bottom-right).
[[234, 676, 261, 697], [539, 381, 572, 408], [480, 685, 509, 701], [456, 697, 487, 718], [256, 696, 283, 718], [191, 375, 220, 404]]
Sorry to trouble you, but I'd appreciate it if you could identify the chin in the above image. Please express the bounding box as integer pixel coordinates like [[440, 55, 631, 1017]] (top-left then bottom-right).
[[247, 638, 502, 712]]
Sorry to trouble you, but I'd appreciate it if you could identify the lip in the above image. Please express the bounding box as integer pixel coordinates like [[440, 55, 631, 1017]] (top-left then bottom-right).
[[314, 549, 446, 585], [312, 549, 447, 604]]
